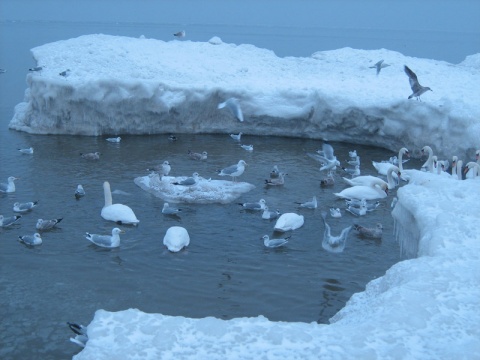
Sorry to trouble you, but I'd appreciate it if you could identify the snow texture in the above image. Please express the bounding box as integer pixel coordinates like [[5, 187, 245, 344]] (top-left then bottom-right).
[[10, 34, 480, 160]]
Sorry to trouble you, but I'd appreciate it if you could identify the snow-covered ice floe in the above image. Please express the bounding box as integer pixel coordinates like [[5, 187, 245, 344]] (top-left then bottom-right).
[[74, 170, 480, 359], [10, 34, 480, 159], [134, 174, 255, 204]]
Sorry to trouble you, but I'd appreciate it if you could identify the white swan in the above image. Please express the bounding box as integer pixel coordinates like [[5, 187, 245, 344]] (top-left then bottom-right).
[[420, 146, 435, 172], [274, 213, 304, 232], [334, 182, 388, 200], [454, 159, 463, 180], [464, 162, 480, 180], [101, 181, 139, 225], [465, 150, 480, 179], [372, 148, 409, 177], [342, 175, 388, 189], [163, 226, 190, 252]]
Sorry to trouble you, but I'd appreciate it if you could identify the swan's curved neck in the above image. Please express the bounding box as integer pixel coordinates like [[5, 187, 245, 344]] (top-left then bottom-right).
[[103, 182, 113, 207], [398, 150, 404, 171]]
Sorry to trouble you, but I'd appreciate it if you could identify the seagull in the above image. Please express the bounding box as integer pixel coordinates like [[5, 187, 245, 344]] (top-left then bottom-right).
[[346, 156, 360, 166], [369, 59, 390, 76], [238, 198, 266, 211], [320, 172, 335, 187], [75, 185, 86, 199], [354, 223, 383, 239], [148, 160, 171, 176], [59, 69, 71, 77], [188, 150, 208, 161], [345, 199, 380, 212], [67, 322, 88, 348], [172, 172, 200, 186], [80, 152, 100, 160], [348, 150, 357, 158], [341, 165, 360, 177], [270, 165, 280, 178], [218, 160, 247, 181], [168, 134, 177, 141], [0, 176, 19, 193], [262, 235, 290, 248], [229, 132, 242, 141], [329, 208, 342, 218], [307, 142, 340, 172], [218, 98, 244, 122], [28, 66, 44, 72], [18, 147, 34, 154], [265, 172, 287, 186], [0, 214, 22, 227], [295, 196, 317, 209], [162, 202, 182, 215], [346, 200, 367, 216], [18, 233, 42, 246], [321, 212, 352, 253], [404, 65, 432, 101], [240, 144, 253, 151], [106, 137, 121, 143], [36, 218, 63, 231], [85, 227, 125, 248], [261, 206, 281, 220], [173, 30, 186, 38], [13, 201, 38, 213]]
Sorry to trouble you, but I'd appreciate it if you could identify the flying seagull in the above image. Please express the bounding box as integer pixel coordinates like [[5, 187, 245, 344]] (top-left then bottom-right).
[[173, 30, 186, 38], [218, 98, 244, 122], [369, 59, 390, 76], [404, 65, 432, 101]]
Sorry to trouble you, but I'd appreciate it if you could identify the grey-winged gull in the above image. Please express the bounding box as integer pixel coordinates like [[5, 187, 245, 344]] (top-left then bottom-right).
[[404, 65, 432, 100], [262, 235, 290, 248], [295, 196, 317, 209], [18, 233, 42, 246], [75, 185, 86, 199], [188, 150, 208, 161], [261, 206, 281, 220], [0, 176, 19, 193], [36, 218, 63, 231], [265, 172, 287, 186], [173, 30, 186, 38], [238, 198, 266, 211], [162, 203, 182, 215], [0, 214, 22, 227], [85, 227, 124, 248], [106, 137, 121, 143], [229, 132, 242, 141], [218, 98, 244, 122], [369, 59, 390, 76], [18, 147, 33, 154], [172, 172, 200, 186], [218, 160, 247, 181], [80, 152, 100, 160], [13, 201, 38, 212]]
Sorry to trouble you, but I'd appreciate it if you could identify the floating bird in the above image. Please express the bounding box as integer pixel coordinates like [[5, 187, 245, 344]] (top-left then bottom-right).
[[420, 145, 435, 172], [13, 201, 38, 212], [67, 322, 88, 348], [18, 147, 33, 154], [85, 227, 125, 248], [369, 59, 390, 76], [229, 132, 242, 141], [188, 150, 208, 161], [348, 150, 357, 158], [59, 69, 71, 77], [218, 98, 244, 122], [28, 66, 43, 72], [101, 181, 139, 225], [0, 176, 19, 193], [262, 235, 290, 248], [261, 206, 281, 220], [321, 212, 352, 253], [173, 30, 186, 38], [320, 172, 335, 187], [265, 172, 287, 186], [240, 144, 253, 151], [75, 185, 85, 199], [218, 160, 247, 181], [346, 156, 360, 166], [404, 65, 432, 100], [168, 134, 177, 141], [346, 200, 367, 216], [173, 172, 199, 186], [391, 197, 398, 209], [238, 198, 266, 211], [36, 218, 63, 231], [354, 223, 383, 239], [274, 213, 304, 232], [330, 208, 342, 218], [163, 226, 190, 252], [346, 199, 380, 212], [106, 137, 121, 143], [295, 196, 317, 209], [0, 214, 21, 227], [148, 160, 171, 176], [341, 165, 360, 177], [18, 233, 42, 246], [162, 202, 182, 215], [270, 165, 280, 178], [334, 182, 388, 200], [80, 152, 100, 160]]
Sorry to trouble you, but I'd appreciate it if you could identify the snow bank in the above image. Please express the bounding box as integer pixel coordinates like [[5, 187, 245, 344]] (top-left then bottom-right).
[[10, 34, 480, 160], [74, 171, 480, 359]]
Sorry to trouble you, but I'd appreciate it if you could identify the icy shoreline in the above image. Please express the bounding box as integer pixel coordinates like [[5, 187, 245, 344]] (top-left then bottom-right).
[[73, 170, 480, 360], [10, 34, 480, 159]]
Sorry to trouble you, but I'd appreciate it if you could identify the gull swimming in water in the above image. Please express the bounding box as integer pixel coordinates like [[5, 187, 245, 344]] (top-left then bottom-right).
[[321, 212, 352, 253], [329, 208, 342, 218], [230, 132, 242, 141], [0, 214, 22, 227], [173, 172, 200, 186], [0, 176, 19, 193], [265, 172, 287, 186], [218, 160, 247, 181], [106, 137, 121, 143], [341, 165, 361, 177], [18, 147, 33, 154], [13, 201, 38, 212], [240, 144, 253, 151], [369, 59, 390, 76], [261, 206, 281, 220], [162, 203, 182, 215], [188, 150, 208, 161], [270, 165, 280, 178], [75, 185, 85, 199], [85, 227, 125, 248], [274, 213, 304, 232], [348, 150, 357, 158], [346, 199, 367, 216], [262, 235, 290, 248], [238, 198, 266, 211], [173, 30, 186, 38], [163, 226, 190, 252], [346, 199, 380, 212], [404, 65, 432, 101], [101, 181, 139, 225], [295, 196, 317, 209], [36, 218, 63, 231], [354, 223, 383, 239], [346, 156, 360, 166], [218, 98, 244, 122], [80, 152, 100, 160], [67, 322, 88, 348], [18, 233, 42, 246]]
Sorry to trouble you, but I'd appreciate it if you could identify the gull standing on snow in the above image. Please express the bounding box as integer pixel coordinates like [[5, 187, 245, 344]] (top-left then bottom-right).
[[173, 172, 200, 186], [0, 214, 22, 227], [80, 152, 100, 160], [354, 223, 383, 239], [262, 235, 290, 248], [36, 218, 63, 231], [75, 185, 85, 199], [173, 30, 186, 38], [369, 59, 390, 76], [18, 147, 33, 154], [106, 137, 121, 143], [162, 203, 182, 215], [404, 65, 432, 101], [295, 196, 317, 209], [238, 198, 266, 211], [188, 150, 208, 161], [18, 233, 43, 246], [13, 201, 38, 213], [321, 212, 352, 253], [148, 160, 171, 176], [218, 98, 244, 122], [85, 227, 125, 248], [265, 172, 287, 186], [0, 176, 19, 193], [218, 160, 247, 181]]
